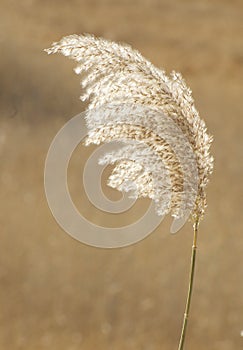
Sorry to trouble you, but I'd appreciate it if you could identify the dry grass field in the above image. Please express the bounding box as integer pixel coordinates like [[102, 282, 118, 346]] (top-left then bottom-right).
[[0, 1, 243, 349]]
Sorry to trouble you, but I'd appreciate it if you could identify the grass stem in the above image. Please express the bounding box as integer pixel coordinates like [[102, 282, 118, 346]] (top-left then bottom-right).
[[178, 219, 199, 350]]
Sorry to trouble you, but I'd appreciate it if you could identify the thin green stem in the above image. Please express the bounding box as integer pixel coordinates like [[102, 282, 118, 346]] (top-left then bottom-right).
[[178, 219, 199, 350]]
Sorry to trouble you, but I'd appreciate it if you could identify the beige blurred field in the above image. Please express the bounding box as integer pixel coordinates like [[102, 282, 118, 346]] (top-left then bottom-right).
[[0, 1, 243, 349]]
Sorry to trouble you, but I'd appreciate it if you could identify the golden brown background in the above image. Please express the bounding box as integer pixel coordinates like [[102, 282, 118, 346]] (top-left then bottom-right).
[[1, 1, 243, 349]]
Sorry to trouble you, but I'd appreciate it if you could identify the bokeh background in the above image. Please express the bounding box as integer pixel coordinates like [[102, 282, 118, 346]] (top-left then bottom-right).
[[1, 0, 243, 349]]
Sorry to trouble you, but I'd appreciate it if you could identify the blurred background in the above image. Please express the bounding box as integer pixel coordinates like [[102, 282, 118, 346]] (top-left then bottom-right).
[[0, 0, 243, 349]]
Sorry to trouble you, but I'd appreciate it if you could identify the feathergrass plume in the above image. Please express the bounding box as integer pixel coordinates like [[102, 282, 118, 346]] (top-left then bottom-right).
[[45, 34, 214, 350], [45, 34, 213, 226]]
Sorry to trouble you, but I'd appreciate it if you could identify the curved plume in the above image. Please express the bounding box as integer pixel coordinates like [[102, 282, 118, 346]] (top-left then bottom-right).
[[45, 34, 213, 226]]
